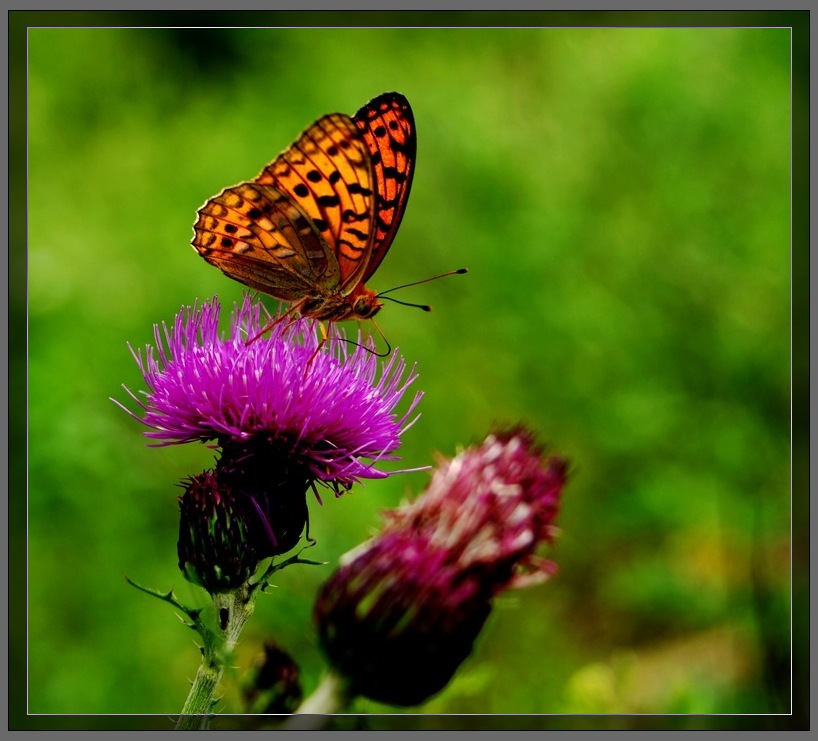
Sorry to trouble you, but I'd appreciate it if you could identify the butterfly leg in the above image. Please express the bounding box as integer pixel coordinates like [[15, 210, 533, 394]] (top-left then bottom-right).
[[305, 321, 330, 368], [245, 302, 303, 346]]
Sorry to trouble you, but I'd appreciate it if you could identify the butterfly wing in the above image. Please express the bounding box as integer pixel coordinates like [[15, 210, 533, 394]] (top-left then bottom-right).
[[352, 92, 416, 284], [192, 180, 340, 300], [192, 94, 414, 308], [255, 112, 377, 296]]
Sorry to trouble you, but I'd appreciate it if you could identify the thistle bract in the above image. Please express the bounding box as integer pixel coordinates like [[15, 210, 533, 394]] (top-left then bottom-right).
[[177, 471, 261, 593]]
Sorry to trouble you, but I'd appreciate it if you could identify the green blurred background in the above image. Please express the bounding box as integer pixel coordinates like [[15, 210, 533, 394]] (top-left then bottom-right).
[[21, 16, 801, 728]]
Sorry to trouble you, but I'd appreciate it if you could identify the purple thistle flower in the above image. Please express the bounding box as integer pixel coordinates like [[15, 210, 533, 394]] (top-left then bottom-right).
[[116, 295, 422, 489], [314, 428, 569, 706], [115, 295, 422, 586]]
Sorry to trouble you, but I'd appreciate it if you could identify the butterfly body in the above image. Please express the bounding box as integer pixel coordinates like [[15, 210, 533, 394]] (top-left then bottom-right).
[[192, 93, 416, 322]]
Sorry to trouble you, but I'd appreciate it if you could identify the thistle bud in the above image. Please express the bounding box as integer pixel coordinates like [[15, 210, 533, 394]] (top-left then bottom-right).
[[177, 471, 261, 593], [242, 640, 303, 714], [315, 532, 493, 706]]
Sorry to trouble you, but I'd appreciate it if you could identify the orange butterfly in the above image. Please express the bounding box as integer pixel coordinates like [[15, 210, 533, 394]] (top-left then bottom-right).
[[192, 92, 417, 322]]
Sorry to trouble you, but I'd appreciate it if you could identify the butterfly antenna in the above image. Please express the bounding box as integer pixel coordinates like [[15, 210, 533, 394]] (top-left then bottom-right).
[[379, 296, 432, 311], [377, 268, 468, 299]]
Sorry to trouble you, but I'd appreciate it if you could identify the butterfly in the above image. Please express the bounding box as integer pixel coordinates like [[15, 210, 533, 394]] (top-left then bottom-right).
[[192, 92, 416, 323]]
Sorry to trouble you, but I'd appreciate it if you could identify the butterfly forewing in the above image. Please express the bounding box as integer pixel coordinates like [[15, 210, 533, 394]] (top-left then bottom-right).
[[353, 92, 416, 283], [255, 113, 376, 294]]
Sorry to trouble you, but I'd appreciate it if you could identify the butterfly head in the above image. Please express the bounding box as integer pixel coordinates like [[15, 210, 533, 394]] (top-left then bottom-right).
[[348, 286, 383, 320]]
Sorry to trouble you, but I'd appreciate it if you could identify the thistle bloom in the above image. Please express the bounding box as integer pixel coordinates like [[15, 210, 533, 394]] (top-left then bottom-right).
[[314, 428, 568, 706], [116, 295, 421, 588], [118, 295, 421, 487]]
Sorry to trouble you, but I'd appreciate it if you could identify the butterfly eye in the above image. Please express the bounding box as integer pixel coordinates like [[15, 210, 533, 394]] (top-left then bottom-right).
[[354, 297, 379, 319]]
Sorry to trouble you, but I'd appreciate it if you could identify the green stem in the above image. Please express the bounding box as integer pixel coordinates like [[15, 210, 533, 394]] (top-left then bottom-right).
[[175, 658, 223, 730], [174, 584, 256, 730]]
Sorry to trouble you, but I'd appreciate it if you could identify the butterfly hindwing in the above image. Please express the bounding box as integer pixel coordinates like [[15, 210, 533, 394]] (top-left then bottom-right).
[[353, 92, 416, 284], [192, 181, 339, 299]]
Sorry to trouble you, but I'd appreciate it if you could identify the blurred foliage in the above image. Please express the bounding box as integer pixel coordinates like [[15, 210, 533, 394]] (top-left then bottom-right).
[[23, 19, 798, 727]]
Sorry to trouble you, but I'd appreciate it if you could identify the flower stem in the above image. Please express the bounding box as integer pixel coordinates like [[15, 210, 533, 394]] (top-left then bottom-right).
[[174, 584, 256, 730], [175, 658, 222, 730], [281, 670, 352, 729]]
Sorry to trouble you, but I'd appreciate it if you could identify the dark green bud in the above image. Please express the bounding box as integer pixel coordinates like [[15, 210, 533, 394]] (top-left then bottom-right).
[[177, 471, 261, 594]]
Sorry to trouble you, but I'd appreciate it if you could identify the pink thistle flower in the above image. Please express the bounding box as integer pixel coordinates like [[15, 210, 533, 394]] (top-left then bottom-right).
[[115, 295, 422, 586], [116, 295, 421, 489], [314, 428, 569, 706]]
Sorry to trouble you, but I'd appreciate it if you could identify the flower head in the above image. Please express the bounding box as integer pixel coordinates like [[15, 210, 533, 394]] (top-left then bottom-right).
[[117, 295, 421, 489], [383, 426, 566, 589], [314, 428, 569, 706], [116, 295, 422, 586]]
